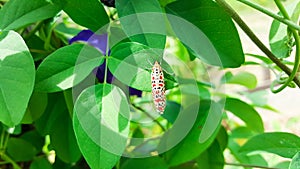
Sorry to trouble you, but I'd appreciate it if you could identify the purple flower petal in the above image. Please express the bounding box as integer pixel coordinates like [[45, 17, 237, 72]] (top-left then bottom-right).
[[94, 60, 114, 83], [70, 29, 142, 97], [129, 87, 142, 97], [69, 30, 108, 55]]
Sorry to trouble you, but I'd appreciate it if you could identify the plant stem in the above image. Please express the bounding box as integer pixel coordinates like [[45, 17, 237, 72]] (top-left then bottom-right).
[[215, 0, 300, 88], [0, 130, 4, 149], [131, 104, 166, 131], [270, 0, 300, 93], [236, 0, 300, 31], [103, 25, 111, 84], [23, 21, 43, 40], [0, 153, 21, 169]]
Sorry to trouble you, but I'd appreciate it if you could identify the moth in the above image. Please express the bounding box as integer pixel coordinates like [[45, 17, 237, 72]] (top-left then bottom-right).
[[151, 61, 166, 113]]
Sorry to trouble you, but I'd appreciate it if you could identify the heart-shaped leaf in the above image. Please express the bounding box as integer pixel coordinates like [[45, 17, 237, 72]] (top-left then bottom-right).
[[0, 31, 35, 126], [0, 0, 60, 30], [73, 84, 130, 169], [166, 0, 244, 68], [35, 44, 104, 92]]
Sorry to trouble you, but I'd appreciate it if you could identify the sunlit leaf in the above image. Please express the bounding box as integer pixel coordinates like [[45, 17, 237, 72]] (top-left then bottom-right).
[[166, 0, 244, 68], [0, 31, 35, 126], [0, 0, 60, 30], [240, 132, 300, 158], [35, 44, 103, 92], [73, 84, 130, 169]]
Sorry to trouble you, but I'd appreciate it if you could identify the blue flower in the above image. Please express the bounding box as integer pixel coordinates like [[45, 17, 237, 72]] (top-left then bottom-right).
[[69, 30, 142, 97]]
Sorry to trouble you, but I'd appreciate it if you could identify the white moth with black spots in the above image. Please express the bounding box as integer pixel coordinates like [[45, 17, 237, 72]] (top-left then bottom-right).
[[151, 61, 166, 114]]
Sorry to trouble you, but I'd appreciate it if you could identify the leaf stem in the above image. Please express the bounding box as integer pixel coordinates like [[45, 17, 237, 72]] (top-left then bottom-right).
[[270, 0, 300, 93], [131, 104, 166, 131], [0, 153, 21, 169], [215, 0, 300, 88], [103, 25, 111, 84], [23, 21, 44, 40], [236, 0, 300, 31]]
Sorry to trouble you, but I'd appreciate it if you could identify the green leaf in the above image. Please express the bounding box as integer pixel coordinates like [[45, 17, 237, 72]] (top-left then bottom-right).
[[159, 100, 222, 166], [269, 2, 300, 58], [121, 156, 168, 169], [0, 0, 60, 30], [52, 157, 72, 169], [224, 98, 264, 133], [246, 53, 274, 65], [21, 130, 45, 154], [73, 84, 130, 169], [223, 71, 257, 89], [166, 0, 244, 68], [30, 157, 52, 169], [58, 0, 109, 32], [50, 102, 81, 163], [216, 126, 228, 151], [243, 90, 268, 107], [26, 35, 48, 61], [161, 101, 180, 124], [230, 127, 257, 139], [196, 140, 224, 169], [35, 92, 81, 163], [0, 31, 35, 127], [35, 93, 67, 136], [129, 126, 144, 147], [109, 42, 174, 91], [228, 136, 268, 166], [7, 138, 37, 162], [22, 92, 48, 124], [289, 152, 300, 169], [240, 132, 300, 158], [35, 44, 103, 92], [116, 0, 166, 50]]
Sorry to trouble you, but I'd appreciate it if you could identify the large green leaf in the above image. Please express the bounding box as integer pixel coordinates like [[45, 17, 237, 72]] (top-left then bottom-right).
[[224, 98, 264, 133], [73, 84, 130, 169], [228, 129, 268, 166], [7, 138, 37, 162], [121, 156, 168, 169], [34, 92, 81, 163], [109, 42, 174, 91], [240, 132, 300, 158], [116, 0, 166, 50], [196, 140, 224, 169], [269, 2, 300, 58], [159, 100, 222, 166], [35, 44, 103, 92], [58, 0, 109, 32], [21, 130, 45, 155], [30, 157, 52, 169], [0, 31, 35, 127], [161, 101, 181, 124], [0, 0, 60, 30], [22, 92, 48, 124], [50, 101, 81, 163], [165, 0, 244, 68], [35, 93, 67, 136]]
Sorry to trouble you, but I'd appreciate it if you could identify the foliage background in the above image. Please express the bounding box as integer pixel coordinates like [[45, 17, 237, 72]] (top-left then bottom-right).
[[0, 0, 299, 169]]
